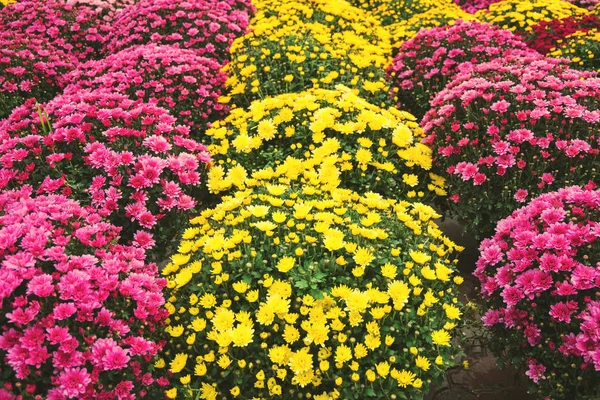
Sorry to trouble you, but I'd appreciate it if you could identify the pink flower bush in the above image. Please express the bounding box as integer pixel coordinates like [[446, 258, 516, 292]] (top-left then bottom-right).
[[64, 0, 138, 23], [453, 0, 503, 13], [64, 44, 229, 131], [0, 187, 169, 399], [422, 56, 600, 238], [0, 90, 212, 259], [474, 186, 600, 399], [387, 20, 533, 118], [104, 0, 252, 64], [0, 0, 108, 62], [0, 31, 75, 119]]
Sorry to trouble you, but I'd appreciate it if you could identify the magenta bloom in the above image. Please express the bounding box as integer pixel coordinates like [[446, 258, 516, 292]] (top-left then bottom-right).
[[58, 367, 91, 398], [474, 186, 600, 398]]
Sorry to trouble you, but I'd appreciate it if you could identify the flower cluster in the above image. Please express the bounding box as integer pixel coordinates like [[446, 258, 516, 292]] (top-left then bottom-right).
[[548, 28, 600, 72], [63, 44, 229, 131], [160, 153, 465, 400], [386, 6, 478, 49], [519, 15, 600, 54], [0, 187, 169, 399], [64, 0, 138, 23], [453, 0, 503, 13], [252, 0, 388, 46], [104, 0, 252, 64], [0, 90, 212, 259], [222, 16, 391, 108], [422, 56, 600, 238], [474, 0, 586, 33], [0, 31, 75, 119], [207, 85, 445, 201], [373, 0, 457, 25], [387, 20, 532, 119], [474, 186, 600, 399], [0, 0, 108, 62]]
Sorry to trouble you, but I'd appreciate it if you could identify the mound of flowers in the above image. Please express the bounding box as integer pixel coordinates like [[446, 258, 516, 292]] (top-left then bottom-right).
[[421, 56, 600, 238], [104, 0, 252, 64], [373, 0, 457, 25], [64, 0, 139, 23], [252, 0, 388, 46], [0, 90, 212, 258], [222, 18, 390, 108], [386, 6, 478, 49], [474, 0, 587, 33], [159, 152, 465, 399], [474, 186, 600, 399], [206, 85, 445, 201], [64, 44, 229, 131], [0, 187, 169, 399], [0, 31, 75, 120], [520, 15, 600, 54], [548, 28, 600, 72], [387, 20, 532, 119], [0, 0, 108, 62], [453, 0, 503, 13]]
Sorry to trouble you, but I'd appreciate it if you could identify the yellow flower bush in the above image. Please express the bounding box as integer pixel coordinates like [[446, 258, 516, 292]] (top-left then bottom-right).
[[251, 0, 390, 50], [548, 28, 600, 72], [207, 85, 446, 200], [222, 16, 391, 107], [475, 0, 586, 32], [160, 153, 465, 399], [387, 8, 479, 48], [373, 0, 457, 25]]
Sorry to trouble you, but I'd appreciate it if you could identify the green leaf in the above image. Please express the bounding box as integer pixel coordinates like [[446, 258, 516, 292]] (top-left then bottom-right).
[[295, 280, 309, 289]]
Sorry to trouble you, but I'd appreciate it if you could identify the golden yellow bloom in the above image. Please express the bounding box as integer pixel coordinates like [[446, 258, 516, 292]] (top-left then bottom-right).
[[200, 383, 218, 400], [323, 228, 345, 251], [432, 329, 452, 346], [217, 354, 232, 369], [165, 388, 177, 399], [169, 353, 188, 373], [376, 361, 390, 377], [444, 304, 462, 320], [232, 281, 250, 293], [289, 347, 313, 374], [416, 355, 431, 371], [199, 293, 217, 308], [396, 369, 416, 388], [276, 256, 295, 273], [334, 344, 352, 364], [381, 263, 397, 278], [194, 362, 207, 376], [247, 289, 259, 302], [166, 325, 184, 338], [410, 250, 431, 264], [353, 246, 375, 266]]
